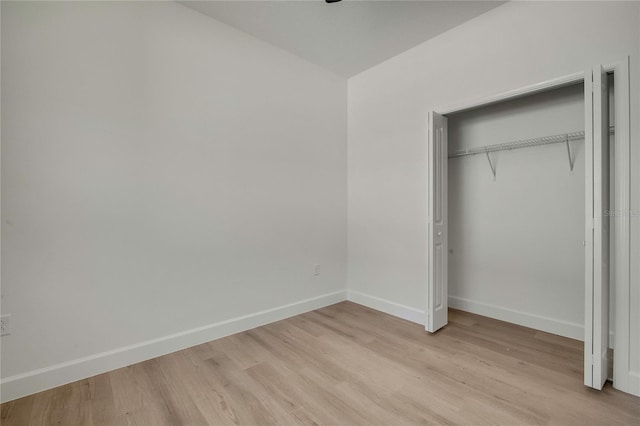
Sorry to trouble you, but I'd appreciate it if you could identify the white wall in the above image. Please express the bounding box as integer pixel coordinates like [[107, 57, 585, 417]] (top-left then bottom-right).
[[1, 1, 347, 400], [348, 0, 640, 395], [447, 84, 586, 338]]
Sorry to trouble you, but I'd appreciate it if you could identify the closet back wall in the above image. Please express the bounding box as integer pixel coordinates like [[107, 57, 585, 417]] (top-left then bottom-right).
[[447, 84, 585, 338]]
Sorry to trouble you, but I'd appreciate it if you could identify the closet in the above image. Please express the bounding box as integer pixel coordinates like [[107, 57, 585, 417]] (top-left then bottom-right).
[[446, 83, 588, 341], [425, 64, 628, 392]]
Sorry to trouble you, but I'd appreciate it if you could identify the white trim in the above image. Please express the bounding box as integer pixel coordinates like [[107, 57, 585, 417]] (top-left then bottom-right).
[[346, 290, 425, 325], [346, 291, 617, 346], [449, 296, 584, 341], [438, 71, 585, 115], [584, 66, 595, 387], [610, 57, 635, 396], [0, 290, 347, 403]]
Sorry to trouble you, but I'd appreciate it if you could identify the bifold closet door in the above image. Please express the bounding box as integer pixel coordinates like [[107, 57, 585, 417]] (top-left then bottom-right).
[[426, 111, 448, 333], [584, 65, 610, 390]]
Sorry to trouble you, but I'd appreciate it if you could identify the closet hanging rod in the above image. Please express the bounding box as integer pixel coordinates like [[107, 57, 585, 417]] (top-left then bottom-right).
[[448, 126, 615, 159]]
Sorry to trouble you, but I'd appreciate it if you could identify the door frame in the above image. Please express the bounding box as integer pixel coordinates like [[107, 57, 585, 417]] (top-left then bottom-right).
[[429, 58, 631, 393]]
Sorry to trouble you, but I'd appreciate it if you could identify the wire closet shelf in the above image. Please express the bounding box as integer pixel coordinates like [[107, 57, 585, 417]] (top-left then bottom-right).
[[448, 126, 615, 159], [447, 126, 615, 178]]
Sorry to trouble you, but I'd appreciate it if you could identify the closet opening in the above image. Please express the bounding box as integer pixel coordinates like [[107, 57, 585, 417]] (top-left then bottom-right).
[[446, 81, 606, 373], [426, 63, 630, 392]]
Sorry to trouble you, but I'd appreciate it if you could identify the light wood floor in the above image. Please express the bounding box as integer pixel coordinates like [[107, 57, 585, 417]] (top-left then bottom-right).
[[2, 302, 639, 425]]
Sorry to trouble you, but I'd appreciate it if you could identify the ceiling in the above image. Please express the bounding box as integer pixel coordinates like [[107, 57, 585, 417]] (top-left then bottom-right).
[[180, 1, 506, 77]]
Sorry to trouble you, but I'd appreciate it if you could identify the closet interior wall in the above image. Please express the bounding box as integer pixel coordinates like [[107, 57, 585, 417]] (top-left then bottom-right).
[[447, 83, 589, 340]]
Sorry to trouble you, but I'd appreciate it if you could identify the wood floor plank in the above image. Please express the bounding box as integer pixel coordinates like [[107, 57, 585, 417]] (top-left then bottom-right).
[[2, 302, 639, 425], [0, 391, 34, 426]]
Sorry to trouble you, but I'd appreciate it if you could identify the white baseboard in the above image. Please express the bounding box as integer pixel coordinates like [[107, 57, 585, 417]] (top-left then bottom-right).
[[0, 290, 347, 403], [346, 290, 425, 325], [449, 295, 585, 341], [345, 291, 586, 341]]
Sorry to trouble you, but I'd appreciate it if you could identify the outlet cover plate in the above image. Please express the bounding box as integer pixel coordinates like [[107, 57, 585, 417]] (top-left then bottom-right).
[[1, 314, 11, 336]]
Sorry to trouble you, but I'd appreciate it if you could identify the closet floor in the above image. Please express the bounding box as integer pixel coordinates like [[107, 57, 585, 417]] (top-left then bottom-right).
[[2, 301, 639, 425]]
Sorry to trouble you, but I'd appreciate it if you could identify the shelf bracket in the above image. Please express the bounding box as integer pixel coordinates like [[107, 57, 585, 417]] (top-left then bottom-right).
[[485, 151, 497, 180], [565, 136, 575, 173]]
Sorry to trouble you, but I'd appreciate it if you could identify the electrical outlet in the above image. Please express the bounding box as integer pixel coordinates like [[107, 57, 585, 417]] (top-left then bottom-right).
[[314, 264, 321, 276], [1, 315, 11, 336]]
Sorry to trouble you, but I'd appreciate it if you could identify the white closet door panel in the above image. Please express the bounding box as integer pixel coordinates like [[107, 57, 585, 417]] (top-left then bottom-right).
[[426, 111, 448, 333], [585, 65, 610, 390]]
